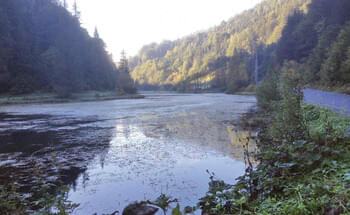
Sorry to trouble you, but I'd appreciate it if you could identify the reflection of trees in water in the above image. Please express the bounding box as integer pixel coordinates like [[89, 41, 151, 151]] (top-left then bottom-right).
[[81, 172, 90, 190], [68, 111, 255, 197], [0, 113, 115, 197], [99, 149, 108, 169], [115, 122, 131, 139], [74, 123, 203, 196], [226, 126, 257, 161], [69, 119, 250, 212], [138, 111, 257, 161]]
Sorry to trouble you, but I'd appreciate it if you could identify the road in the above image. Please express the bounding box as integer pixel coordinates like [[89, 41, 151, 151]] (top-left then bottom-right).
[[303, 88, 350, 116]]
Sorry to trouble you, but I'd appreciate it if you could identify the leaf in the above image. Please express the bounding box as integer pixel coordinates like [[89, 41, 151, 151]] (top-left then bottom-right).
[[345, 172, 350, 181], [234, 183, 245, 190], [344, 126, 350, 138], [312, 168, 322, 174], [236, 197, 247, 205], [311, 154, 322, 161], [172, 204, 182, 215]]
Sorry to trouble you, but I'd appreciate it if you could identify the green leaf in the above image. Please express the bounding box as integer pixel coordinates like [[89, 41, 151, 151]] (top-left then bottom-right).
[[345, 172, 350, 181], [172, 204, 182, 215]]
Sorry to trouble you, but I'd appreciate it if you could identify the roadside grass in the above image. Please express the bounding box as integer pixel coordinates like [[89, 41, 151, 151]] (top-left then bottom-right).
[[195, 104, 350, 215], [195, 65, 350, 214], [253, 105, 350, 215], [304, 105, 350, 139]]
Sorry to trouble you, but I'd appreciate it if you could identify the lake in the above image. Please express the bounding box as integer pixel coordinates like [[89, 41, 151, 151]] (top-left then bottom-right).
[[0, 92, 256, 214]]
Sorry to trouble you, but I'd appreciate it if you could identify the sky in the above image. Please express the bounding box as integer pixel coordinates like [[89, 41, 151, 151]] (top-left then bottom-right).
[[67, 0, 263, 61]]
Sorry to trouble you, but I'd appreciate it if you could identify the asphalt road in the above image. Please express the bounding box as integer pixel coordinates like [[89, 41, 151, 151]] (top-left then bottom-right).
[[303, 88, 350, 116]]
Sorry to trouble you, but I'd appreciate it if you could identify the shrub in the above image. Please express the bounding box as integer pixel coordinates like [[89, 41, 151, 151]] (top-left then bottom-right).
[[256, 69, 281, 110]]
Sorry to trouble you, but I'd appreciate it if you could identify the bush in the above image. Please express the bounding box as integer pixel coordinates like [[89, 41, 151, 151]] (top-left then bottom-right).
[[199, 60, 350, 215], [256, 69, 281, 110]]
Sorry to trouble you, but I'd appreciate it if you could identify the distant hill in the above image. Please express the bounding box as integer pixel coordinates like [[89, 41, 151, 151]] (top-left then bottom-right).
[[130, 0, 311, 92], [0, 0, 135, 96], [131, 0, 350, 93]]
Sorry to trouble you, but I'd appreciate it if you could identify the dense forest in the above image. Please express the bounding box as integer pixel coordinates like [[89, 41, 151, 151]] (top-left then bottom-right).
[[257, 0, 350, 109], [0, 0, 135, 96], [131, 0, 350, 93], [275, 0, 350, 89]]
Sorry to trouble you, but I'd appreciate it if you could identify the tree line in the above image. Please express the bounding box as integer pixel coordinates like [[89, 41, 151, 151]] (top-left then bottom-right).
[[259, 0, 350, 110], [0, 0, 136, 96], [130, 0, 350, 94], [130, 0, 311, 92]]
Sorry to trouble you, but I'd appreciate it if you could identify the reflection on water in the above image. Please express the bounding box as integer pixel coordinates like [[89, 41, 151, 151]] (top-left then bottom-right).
[[69, 124, 246, 215], [226, 126, 257, 161], [0, 92, 256, 214]]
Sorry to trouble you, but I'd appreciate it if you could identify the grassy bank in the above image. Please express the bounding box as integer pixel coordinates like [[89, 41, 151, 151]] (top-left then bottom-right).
[[196, 65, 350, 214], [198, 105, 350, 214], [0, 91, 144, 105]]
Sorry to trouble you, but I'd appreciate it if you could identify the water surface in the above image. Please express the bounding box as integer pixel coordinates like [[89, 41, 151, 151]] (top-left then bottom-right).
[[0, 92, 256, 214]]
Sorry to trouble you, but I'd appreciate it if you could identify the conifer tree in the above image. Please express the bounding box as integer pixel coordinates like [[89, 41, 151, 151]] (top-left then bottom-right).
[[0, 0, 132, 95], [119, 50, 130, 74], [73, 0, 80, 19], [94, 27, 100, 39], [117, 50, 136, 93]]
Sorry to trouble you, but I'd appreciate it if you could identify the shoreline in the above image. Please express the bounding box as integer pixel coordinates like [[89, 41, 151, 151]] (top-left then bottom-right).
[[0, 91, 145, 106]]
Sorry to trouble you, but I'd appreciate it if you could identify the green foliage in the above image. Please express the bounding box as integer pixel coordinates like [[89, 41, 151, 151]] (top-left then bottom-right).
[[269, 61, 308, 141], [131, 0, 311, 92], [276, 0, 350, 89], [131, 0, 350, 92], [256, 0, 350, 104], [0, 178, 78, 215], [320, 22, 350, 85], [32, 183, 79, 215], [117, 51, 137, 94], [1, 154, 79, 215], [256, 70, 281, 110], [147, 194, 178, 215], [200, 64, 350, 214], [0, 0, 135, 95], [0, 184, 25, 215], [171, 204, 181, 215], [304, 105, 350, 140]]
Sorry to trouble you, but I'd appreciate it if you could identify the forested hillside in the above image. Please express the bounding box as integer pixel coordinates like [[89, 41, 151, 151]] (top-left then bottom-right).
[[131, 0, 350, 93], [131, 0, 311, 92], [275, 0, 350, 89], [0, 0, 135, 96]]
